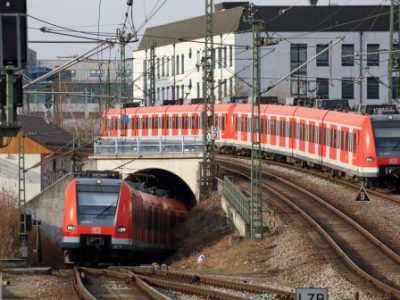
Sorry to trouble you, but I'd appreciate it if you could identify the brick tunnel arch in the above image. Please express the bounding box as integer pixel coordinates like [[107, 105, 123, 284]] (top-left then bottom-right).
[[125, 168, 196, 208]]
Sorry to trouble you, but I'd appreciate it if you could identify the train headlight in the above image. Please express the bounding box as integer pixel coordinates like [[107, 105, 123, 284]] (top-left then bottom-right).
[[67, 225, 75, 231], [366, 157, 375, 163], [117, 226, 126, 233]]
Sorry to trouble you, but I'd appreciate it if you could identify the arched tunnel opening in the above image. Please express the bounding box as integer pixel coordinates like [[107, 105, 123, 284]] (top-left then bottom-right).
[[125, 168, 196, 208]]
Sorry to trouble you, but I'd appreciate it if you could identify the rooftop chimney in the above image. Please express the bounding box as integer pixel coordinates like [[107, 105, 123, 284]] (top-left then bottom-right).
[[309, 0, 318, 6]]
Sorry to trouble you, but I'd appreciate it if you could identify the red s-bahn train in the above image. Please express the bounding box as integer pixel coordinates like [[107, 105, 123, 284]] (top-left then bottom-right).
[[101, 104, 400, 189], [62, 172, 188, 264]]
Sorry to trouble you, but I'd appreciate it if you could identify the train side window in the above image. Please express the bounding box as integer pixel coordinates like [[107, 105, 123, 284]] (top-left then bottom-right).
[[221, 116, 225, 130], [280, 121, 286, 137], [248, 118, 251, 133], [149, 117, 153, 129], [331, 129, 337, 148]]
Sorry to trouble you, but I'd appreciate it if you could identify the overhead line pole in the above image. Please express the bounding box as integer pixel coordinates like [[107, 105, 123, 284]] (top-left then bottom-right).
[[200, 0, 217, 200], [244, 4, 264, 240], [389, 0, 395, 104]]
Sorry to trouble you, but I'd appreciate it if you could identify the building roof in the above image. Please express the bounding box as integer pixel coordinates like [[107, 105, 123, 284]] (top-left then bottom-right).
[[137, 6, 244, 51], [138, 3, 390, 51], [18, 115, 73, 151]]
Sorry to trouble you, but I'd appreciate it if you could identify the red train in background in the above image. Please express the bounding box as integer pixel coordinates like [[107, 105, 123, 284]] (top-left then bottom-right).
[[101, 104, 400, 189], [62, 171, 188, 264]]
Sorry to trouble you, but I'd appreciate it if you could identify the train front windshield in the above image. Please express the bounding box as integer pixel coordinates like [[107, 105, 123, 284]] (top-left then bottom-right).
[[372, 120, 400, 158], [77, 184, 120, 226]]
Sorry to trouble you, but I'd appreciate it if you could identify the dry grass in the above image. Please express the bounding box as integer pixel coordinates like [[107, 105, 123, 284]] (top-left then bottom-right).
[[0, 189, 19, 258]]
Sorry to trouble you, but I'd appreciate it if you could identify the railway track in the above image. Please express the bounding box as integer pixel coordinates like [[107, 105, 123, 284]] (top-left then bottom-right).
[[218, 154, 400, 205], [217, 157, 400, 299], [115, 266, 295, 299], [72, 267, 170, 300], [73, 266, 294, 299]]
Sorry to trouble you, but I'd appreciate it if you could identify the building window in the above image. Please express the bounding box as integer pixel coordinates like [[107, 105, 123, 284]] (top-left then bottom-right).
[[181, 54, 184, 74], [166, 58, 170, 76], [316, 78, 329, 99], [290, 79, 307, 96], [162, 87, 165, 100], [367, 77, 380, 99], [229, 78, 233, 96], [161, 57, 165, 77], [167, 86, 170, 99], [316, 44, 329, 66], [176, 55, 180, 75], [342, 44, 354, 66], [223, 79, 227, 97], [89, 69, 103, 77], [176, 86, 180, 99], [157, 87, 160, 100], [70, 70, 76, 77], [367, 44, 379, 66], [157, 58, 160, 79], [171, 55, 175, 76], [181, 84, 184, 99], [171, 85, 175, 99], [197, 82, 200, 98], [223, 47, 227, 67], [229, 45, 233, 67], [393, 44, 400, 69], [342, 78, 354, 99], [393, 77, 399, 99], [291, 44, 307, 74]]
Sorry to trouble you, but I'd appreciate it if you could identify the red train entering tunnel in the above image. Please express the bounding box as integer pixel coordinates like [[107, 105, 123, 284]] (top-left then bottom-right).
[[62, 171, 188, 264]]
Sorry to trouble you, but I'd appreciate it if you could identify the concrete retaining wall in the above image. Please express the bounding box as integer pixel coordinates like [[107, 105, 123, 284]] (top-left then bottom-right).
[[221, 196, 249, 237], [25, 173, 73, 245]]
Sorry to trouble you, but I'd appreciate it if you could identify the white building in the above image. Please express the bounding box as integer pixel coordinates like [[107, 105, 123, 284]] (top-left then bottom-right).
[[133, 2, 395, 107]]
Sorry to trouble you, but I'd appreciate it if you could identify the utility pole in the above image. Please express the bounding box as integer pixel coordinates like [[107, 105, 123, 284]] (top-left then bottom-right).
[[149, 42, 156, 106], [200, 0, 217, 200], [18, 132, 27, 257], [244, 4, 265, 240], [389, 0, 395, 104]]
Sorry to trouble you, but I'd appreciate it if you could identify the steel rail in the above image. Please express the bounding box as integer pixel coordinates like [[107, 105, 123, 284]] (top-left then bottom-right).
[[121, 266, 295, 299], [218, 158, 400, 299], [218, 155, 400, 205], [76, 267, 171, 300], [72, 267, 97, 300]]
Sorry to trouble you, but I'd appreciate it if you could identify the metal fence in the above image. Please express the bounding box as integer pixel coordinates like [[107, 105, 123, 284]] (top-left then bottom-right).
[[94, 136, 204, 155], [223, 176, 251, 225]]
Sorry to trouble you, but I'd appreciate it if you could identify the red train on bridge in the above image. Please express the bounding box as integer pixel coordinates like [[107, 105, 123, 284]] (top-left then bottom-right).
[[62, 172, 188, 264], [101, 104, 400, 189]]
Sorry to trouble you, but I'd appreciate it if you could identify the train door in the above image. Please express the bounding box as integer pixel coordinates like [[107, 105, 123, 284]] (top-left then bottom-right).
[[111, 116, 119, 137], [308, 121, 316, 156], [120, 115, 128, 137], [270, 117, 277, 147], [151, 115, 158, 137], [279, 117, 286, 149], [351, 129, 360, 167], [131, 116, 138, 137], [299, 120, 306, 153], [340, 127, 349, 165], [329, 125, 338, 161], [240, 115, 248, 143], [181, 114, 189, 136]]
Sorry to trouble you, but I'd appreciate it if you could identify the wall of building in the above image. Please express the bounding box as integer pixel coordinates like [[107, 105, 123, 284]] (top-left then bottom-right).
[[0, 154, 42, 200], [134, 29, 392, 106]]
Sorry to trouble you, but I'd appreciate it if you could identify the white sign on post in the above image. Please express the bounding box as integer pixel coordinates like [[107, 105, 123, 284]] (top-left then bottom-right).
[[296, 288, 328, 300]]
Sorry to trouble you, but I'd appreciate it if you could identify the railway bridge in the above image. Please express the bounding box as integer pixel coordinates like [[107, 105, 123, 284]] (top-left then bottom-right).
[[90, 136, 204, 204]]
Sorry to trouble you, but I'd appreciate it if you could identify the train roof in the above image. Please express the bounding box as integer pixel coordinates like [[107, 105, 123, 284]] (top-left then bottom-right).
[[324, 110, 370, 127], [136, 106, 168, 114], [75, 178, 122, 186], [294, 106, 328, 121], [215, 103, 235, 113], [265, 104, 297, 116], [164, 104, 202, 113]]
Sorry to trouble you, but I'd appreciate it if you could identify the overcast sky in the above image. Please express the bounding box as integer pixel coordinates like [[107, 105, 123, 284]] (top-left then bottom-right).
[[27, 0, 388, 59]]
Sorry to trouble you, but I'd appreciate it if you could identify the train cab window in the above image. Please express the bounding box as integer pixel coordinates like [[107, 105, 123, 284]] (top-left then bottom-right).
[[76, 183, 121, 226]]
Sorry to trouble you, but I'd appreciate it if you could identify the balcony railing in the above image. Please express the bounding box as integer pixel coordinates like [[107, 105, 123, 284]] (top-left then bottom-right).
[[94, 136, 204, 155]]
